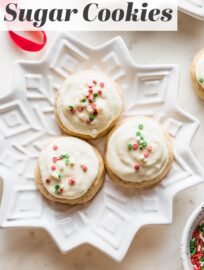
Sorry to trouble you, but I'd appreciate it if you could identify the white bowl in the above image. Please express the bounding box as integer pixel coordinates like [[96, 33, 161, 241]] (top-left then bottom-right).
[[181, 203, 204, 270]]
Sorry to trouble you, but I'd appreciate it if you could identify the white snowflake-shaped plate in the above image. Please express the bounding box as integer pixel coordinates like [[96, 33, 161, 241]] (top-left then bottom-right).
[[0, 32, 203, 262], [179, 0, 204, 19]]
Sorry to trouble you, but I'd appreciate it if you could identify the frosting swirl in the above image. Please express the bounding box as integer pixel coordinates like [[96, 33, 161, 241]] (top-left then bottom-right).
[[106, 117, 170, 183], [56, 70, 123, 138], [39, 137, 99, 199], [196, 54, 204, 89]]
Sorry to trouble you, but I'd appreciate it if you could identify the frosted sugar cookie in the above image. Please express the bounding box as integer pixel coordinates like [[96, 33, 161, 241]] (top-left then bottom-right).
[[35, 137, 105, 204], [191, 48, 204, 100], [55, 70, 123, 139], [105, 117, 173, 189]]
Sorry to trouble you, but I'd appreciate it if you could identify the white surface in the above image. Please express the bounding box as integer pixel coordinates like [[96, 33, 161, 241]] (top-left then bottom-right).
[[0, 12, 204, 270]]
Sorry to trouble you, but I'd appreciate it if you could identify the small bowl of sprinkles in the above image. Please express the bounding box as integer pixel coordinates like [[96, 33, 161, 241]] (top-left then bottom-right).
[[181, 203, 204, 270]]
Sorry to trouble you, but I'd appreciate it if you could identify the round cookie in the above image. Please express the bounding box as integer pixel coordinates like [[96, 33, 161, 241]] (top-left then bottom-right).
[[35, 137, 105, 205], [191, 48, 204, 100], [55, 70, 123, 139], [105, 117, 174, 189]]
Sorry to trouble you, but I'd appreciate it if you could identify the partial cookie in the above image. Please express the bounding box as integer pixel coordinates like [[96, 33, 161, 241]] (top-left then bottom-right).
[[55, 70, 123, 140], [105, 117, 174, 189], [35, 136, 105, 205], [191, 48, 204, 100]]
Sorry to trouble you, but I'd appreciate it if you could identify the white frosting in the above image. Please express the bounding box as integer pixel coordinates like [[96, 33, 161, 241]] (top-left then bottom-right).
[[39, 137, 99, 200], [196, 54, 204, 88], [57, 70, 123, 138], [106, 118, 170, 183]]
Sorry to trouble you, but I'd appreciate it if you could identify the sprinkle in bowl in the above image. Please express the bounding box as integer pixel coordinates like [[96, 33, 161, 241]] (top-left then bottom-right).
[[181, 203, 204, 270]]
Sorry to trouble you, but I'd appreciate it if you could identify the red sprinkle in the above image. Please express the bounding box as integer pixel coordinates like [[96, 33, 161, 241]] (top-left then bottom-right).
[[53, 145, 58, 151], [88, 95, 94, 103], [53, 157, 58, 163], [147, 146, 153, 152], [70, 108, 76, 114], [58, 188, 63, 194], [98, 90, 103, 96], [77, 106, 84, 112], [91, 103, 97, 109], [81, 165, 87, 172], [134, 164, 140, 171], [133, 144, 138, 150], [93, 80, 97, 85], [88, 89, 93, 94], [51, 165, 56, 171], [86, 119, 91, 124], [68, 178, 76, 185], [100, 82, 105, 88], [88, 85, 93, 88], [93, 109, 98, 116], [46, 178, 50, 184], [144, 152, 149, 158]]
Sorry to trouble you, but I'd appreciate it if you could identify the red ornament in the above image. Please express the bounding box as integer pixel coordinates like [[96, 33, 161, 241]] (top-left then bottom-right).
[[133, 144, 138, 150], [93, 80, 97, 84], [68, 178, 76, 185], [53, 145, 58, 151]]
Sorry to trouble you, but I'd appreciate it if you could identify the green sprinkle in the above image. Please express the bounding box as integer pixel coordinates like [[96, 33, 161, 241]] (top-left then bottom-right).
[[190, 239, 195, 247], [93, 93, 98, 98], [136, 131, 141, 136], [61, 154, 69, 159], [200, 258, 204, 262], [55, 184, 60, 191], [81, 98, 86, 103], [139, 145, 143, 150], [138, 124, 144, 130], [69, 105, 74, 110], [190, 246, 196, 256], [89, 115, 95, 121], [127, 144, 132, 150], [65, 159, 69, 165], [199, 78, 204, 84], [58, 174, 62, 179], [140, 134, 144, 140], [143, 141, 147, 147], [198, 225, 203, 232]]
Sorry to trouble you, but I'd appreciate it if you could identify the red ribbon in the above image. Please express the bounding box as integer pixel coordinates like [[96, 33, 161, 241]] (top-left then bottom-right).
[[1, 0, 47, 52], [8, 31, 47, 52]]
